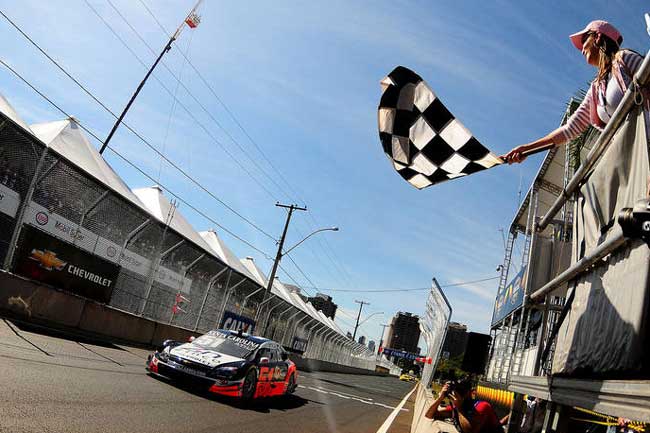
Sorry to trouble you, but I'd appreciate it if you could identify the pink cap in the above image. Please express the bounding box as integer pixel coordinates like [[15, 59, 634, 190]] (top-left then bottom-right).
[[569, 20, 622, 51]]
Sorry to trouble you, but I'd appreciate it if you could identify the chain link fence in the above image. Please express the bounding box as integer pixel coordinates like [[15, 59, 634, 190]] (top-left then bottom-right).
[[0, 111, 399, 373]]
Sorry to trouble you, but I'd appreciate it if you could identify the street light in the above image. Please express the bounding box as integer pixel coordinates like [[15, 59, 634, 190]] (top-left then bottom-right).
[[357, 312, 383, 328], [258, 224, 339, 318], [283, 227, 339, 256]]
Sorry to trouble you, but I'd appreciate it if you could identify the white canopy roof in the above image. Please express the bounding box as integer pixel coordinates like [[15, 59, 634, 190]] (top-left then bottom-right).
[[199, 230, 257, 281], [0, 93, 32, 133], [30, 118, 146, 211], [133, 186, 213, 254]]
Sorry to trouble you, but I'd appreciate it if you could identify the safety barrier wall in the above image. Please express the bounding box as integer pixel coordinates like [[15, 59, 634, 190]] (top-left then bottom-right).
[[0, 111, 391, 372]]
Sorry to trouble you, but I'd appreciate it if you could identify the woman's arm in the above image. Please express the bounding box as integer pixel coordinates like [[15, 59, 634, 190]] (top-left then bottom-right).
[[502, 86, 594, 164]]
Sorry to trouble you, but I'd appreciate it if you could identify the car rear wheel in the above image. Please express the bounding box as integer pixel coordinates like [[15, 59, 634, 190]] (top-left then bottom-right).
[[285, 374, 296, 395], [242, 369, 257, 400]]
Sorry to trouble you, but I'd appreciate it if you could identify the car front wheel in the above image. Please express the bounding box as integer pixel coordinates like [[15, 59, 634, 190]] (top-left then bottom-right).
[[241, 369, 258, 400]]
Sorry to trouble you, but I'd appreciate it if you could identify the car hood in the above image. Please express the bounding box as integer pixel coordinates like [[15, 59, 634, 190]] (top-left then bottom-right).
[[169, 343, 245, 368]]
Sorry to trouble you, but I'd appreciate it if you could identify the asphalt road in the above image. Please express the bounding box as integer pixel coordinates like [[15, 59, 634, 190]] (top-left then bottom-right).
[[0, 318, 414, 433]]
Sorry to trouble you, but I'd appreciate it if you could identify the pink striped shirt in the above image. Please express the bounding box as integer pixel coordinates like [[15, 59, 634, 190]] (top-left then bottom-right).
[[553, 50, 644, 144]]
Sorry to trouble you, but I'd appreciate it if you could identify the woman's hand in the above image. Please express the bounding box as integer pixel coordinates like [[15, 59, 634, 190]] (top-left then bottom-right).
[[500, 144, 530, 164], [439, 383, 450, 399]]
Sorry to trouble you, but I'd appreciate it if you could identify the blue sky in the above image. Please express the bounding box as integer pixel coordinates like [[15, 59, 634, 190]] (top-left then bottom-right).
[[1, 1, 648, 348]]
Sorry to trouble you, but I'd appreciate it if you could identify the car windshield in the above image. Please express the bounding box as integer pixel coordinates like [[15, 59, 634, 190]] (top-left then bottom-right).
[[191, 331, 260, 359]]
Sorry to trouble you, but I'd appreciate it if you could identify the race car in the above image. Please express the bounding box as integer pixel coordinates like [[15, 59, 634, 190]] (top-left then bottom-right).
[[399, 373, 419, 382], [146, 329, 298, 400]]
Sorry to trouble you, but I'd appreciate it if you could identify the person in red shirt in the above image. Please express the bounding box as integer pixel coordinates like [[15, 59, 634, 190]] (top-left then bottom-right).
[[425, 379, 503, 433]]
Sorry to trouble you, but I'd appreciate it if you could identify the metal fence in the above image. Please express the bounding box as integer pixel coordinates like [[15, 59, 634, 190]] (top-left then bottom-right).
[[419, 278, 452, 387], [0, 111, 394, 372]]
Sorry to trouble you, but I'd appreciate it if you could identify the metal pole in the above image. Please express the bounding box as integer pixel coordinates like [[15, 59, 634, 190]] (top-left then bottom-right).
[[281, 310, 304, 344], [238, 285, 265, 317], [529, 232, 627, 301], [307, 327, 325, 358], [140, 202, 177, 315], [352, 300, 369, 340], [260, 298, 284, 337], [258, 203, 307, 318], [270, 305, 294, 341], [99, 0, 203, 154], [194, 267, 228, 331], [3, 148, 48, 270], [286, 315, 310, 346], [216, 277, 245, 328]]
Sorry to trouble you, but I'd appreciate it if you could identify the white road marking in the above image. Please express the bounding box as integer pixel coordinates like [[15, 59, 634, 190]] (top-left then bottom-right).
[[375, 386, 416, 433], [298, 383, 408, 411]]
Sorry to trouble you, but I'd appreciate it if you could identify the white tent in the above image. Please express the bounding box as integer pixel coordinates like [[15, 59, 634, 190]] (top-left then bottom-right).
[[30, 118, 146, 211], [133, 186, 213, 254], [199, 229, 257, 281], [0, 93, 33, 133]]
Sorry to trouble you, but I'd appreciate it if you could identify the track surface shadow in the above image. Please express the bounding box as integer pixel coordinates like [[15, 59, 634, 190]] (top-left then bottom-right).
[[9, 319, 125, 350], [147, 372, 319, 413]]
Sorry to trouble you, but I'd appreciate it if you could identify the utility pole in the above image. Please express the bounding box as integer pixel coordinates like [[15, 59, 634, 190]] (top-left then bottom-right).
[[261, 203, 307, 308], [378, 323, 389, 355], [352, 300, 369, 340], [99, 0, 203, 154]]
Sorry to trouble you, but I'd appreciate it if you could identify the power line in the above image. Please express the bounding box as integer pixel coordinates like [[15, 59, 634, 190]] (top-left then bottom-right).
[[303, 276, 500, 293], [138, 0, 303, 204], [129, 1, 363, 300], [136, 0, 360, 292], [82, 0, 280, 207], [0, 58, 272, 259], [105, 0, 292, 204], [0, 7, 276, 243]]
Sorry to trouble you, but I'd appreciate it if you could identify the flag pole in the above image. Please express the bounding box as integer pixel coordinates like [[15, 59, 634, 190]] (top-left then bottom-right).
[[99, 0, 203, 154]]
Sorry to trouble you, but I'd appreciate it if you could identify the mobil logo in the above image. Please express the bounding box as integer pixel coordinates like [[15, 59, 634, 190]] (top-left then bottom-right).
[[35, 212, 49, 225]]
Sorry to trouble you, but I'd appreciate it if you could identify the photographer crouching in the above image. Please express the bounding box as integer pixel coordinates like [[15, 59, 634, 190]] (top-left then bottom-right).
[[425, 379, 504, 433]]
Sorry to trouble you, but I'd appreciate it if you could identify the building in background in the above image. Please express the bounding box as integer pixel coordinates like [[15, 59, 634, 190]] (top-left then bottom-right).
[[386, 312, 420, 353], [358, 335, 366, 345], [368, 340, 376, 353], [307, 292, 337, 319], [441, 322, 469, 359]]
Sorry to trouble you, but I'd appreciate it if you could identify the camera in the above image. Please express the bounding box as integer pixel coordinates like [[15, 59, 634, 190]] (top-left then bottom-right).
[[618, 198, 650, 244]]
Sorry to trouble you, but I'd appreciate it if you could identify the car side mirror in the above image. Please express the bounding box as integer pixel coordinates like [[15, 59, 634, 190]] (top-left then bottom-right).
[[281, 352, 288, 361], [260, 357, 270, 365]]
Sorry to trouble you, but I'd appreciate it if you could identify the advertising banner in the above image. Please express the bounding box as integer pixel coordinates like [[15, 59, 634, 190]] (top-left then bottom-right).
[[0, 183, 20, 218], [382, 347, 417, 360], [220, 310, 255, 334], [24, 202, 192, 293], [491, 266, 527, 326], [290, 336, 308, 354], [14, 225, 120, 303]]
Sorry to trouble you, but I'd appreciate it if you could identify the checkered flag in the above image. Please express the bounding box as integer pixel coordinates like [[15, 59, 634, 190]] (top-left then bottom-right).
[[378, 66, 503, 189]]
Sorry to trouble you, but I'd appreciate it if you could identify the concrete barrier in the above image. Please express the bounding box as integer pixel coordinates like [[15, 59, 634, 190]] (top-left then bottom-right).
[[77, 301, 157, 345], [151, 322, 199, 347], [291, 353, 391, 376], [0, 270, 387, 376], [0, 270, 86, 328]]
